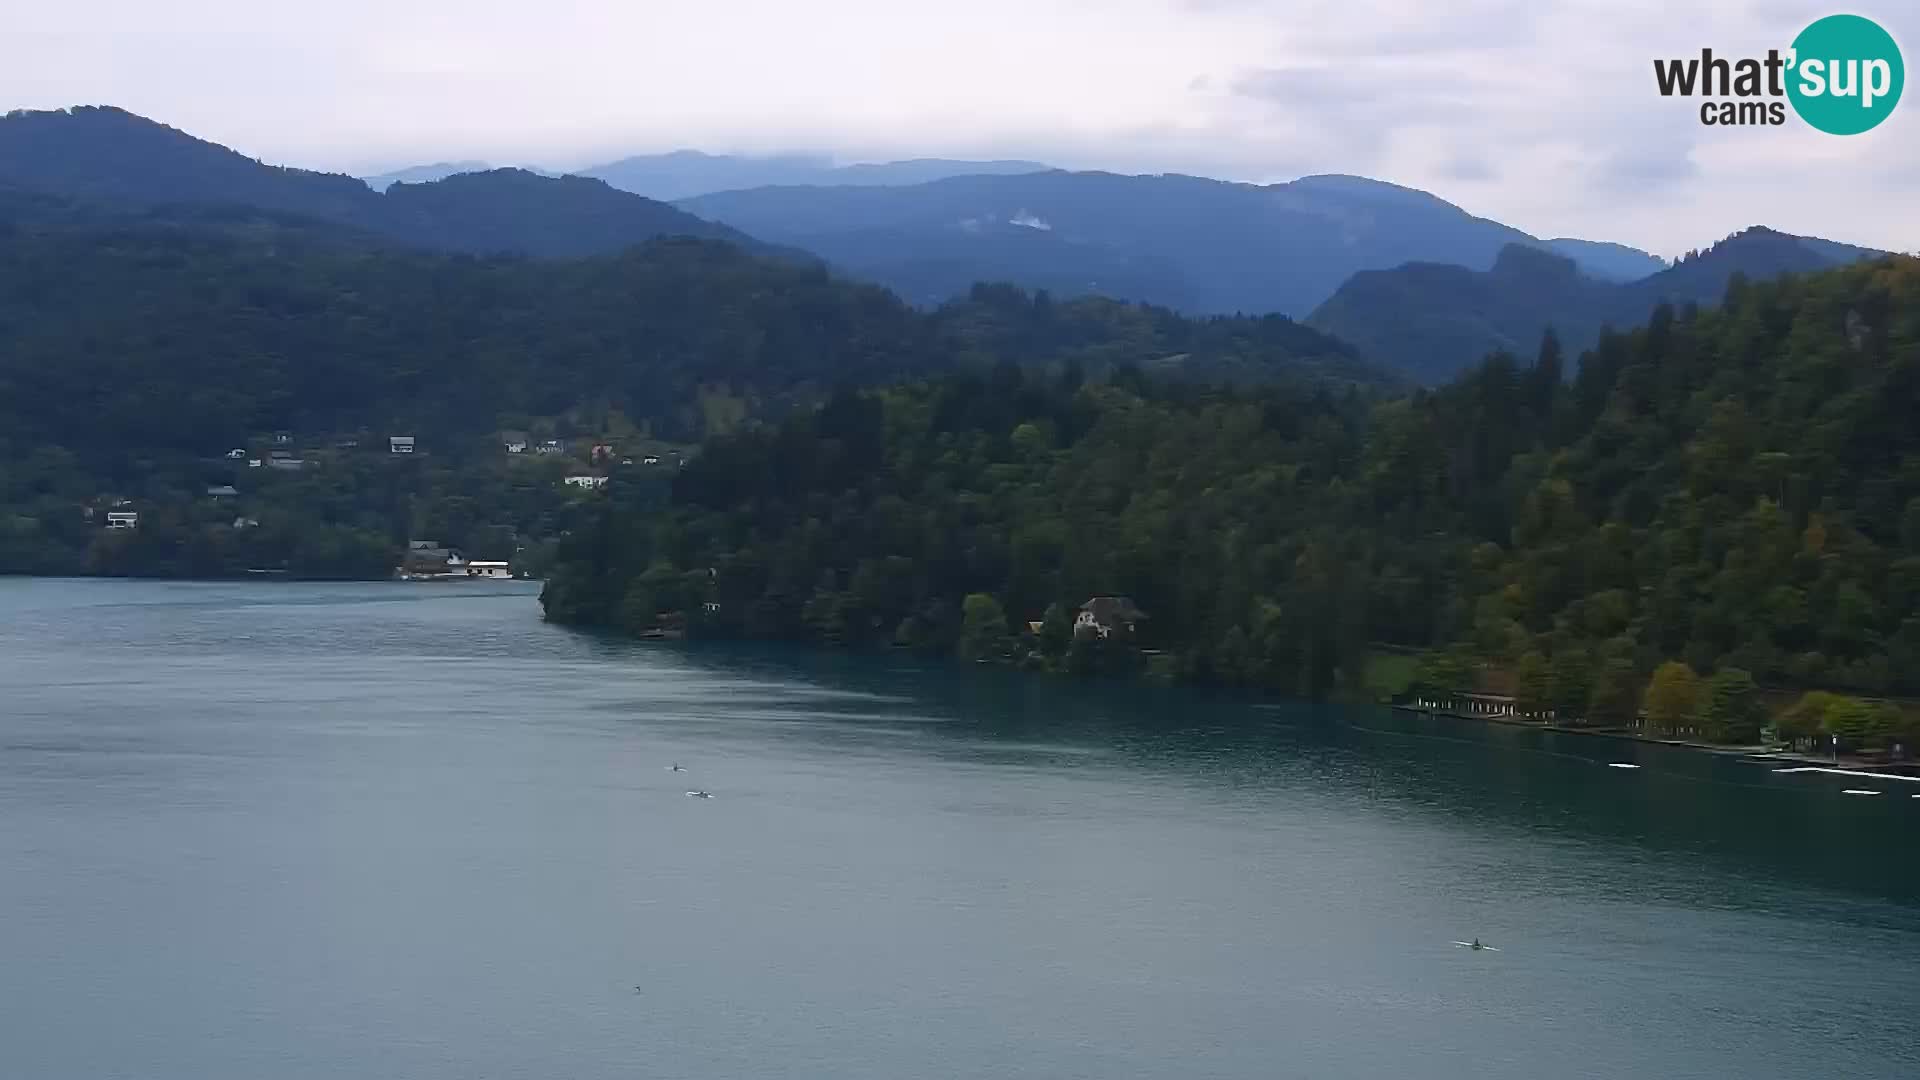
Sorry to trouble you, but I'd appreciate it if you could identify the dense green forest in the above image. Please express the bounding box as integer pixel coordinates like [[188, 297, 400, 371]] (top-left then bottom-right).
[[543, 257, 1920, 744], [0, 189, 1377, 578], [0, 190, 1379, 459]]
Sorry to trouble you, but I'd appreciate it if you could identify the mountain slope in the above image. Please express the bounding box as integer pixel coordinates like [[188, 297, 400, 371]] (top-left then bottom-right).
[[0, 189, 1386, 464], [377, 168, 774, 258], [578, 150, 1047, 201], [1546, 238, 1667, 281], [679, 170, 1621, 316], [0, 107, 770, 257], [1308, 228, 1885, 383]]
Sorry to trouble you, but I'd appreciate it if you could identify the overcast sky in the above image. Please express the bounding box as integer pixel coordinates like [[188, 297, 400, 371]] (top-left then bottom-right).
[[6, 0, 1914, 256]]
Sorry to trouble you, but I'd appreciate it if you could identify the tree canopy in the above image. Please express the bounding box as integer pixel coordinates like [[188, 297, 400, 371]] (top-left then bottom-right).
[[544, 254, 1920, 715]]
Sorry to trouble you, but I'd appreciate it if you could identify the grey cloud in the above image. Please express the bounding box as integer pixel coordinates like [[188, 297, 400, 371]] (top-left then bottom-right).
[[1592, 137, 1699, 191], [1228, 66, 1389, 106], [1228, 63, 1487, 119], [1186, 0, 1545, 56], [1744, 0, 1818, 26], [1439, 154, 1498, 182]]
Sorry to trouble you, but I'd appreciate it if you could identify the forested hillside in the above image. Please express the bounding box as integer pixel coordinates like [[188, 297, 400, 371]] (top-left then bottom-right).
[[0, 193, 927, 460], [0, 106, 772, 258], [1309, 227, 1883, 383], [0, 190, 1378, 577], [543, 257, 1920, 724], [0, 190, 1379, 460]]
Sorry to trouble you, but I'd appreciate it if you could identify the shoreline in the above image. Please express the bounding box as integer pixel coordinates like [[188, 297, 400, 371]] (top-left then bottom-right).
[[1391, 703, 1920, 780]]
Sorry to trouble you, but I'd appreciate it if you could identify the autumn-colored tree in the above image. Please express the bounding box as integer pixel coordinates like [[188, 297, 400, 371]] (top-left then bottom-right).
[[1644, 661, 1702, 737]]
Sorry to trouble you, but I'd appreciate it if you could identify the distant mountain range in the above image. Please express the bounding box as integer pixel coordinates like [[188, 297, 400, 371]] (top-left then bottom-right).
[[6, 105, 1889, 387], [361, 152, 1047, 200], [1306, 227, 1884, 382], [576, 151, 1048, 201], [0, 107, 771, 258], [677, 171, 1668, 316], [362, 160, 508, 190]]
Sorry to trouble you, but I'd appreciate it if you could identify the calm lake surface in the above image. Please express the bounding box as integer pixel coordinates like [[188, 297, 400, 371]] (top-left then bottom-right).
[[2, 579, 1916, 1080]]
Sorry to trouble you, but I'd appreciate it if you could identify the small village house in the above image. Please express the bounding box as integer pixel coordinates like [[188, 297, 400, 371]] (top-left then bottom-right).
[[1075, 596, 1147, 639], [389, 436, 415, 454], [401, 540, 453, 576], [206, 485, 238, 498], [564, 474, 608, 489], [104, 511, 138, 529], [502, 431, 529, 454], [399, 540, 512, 579]]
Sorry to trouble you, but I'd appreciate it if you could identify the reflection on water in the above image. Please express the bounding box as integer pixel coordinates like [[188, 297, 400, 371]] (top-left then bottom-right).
[[637, 640, 1920, 910], [1, 579, 1916, 1080]]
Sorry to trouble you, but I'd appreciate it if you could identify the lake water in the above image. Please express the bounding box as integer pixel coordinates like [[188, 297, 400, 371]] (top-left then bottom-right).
[[2, 579, 1916, 1080]]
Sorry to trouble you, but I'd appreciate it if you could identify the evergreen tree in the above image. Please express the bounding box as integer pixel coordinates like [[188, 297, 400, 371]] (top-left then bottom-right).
[[1702, 667, 1764, 744], [959, 593, 1012, 661]]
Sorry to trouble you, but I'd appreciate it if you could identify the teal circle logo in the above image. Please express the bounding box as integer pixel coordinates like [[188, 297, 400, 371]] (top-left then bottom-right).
[[1787, 14, 1904, 134]]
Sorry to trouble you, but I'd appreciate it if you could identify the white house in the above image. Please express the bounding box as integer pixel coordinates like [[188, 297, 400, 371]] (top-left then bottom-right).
[[389, 436, 416, 454], [563, 474, 608, 489], [105, 511, 139, 529]]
